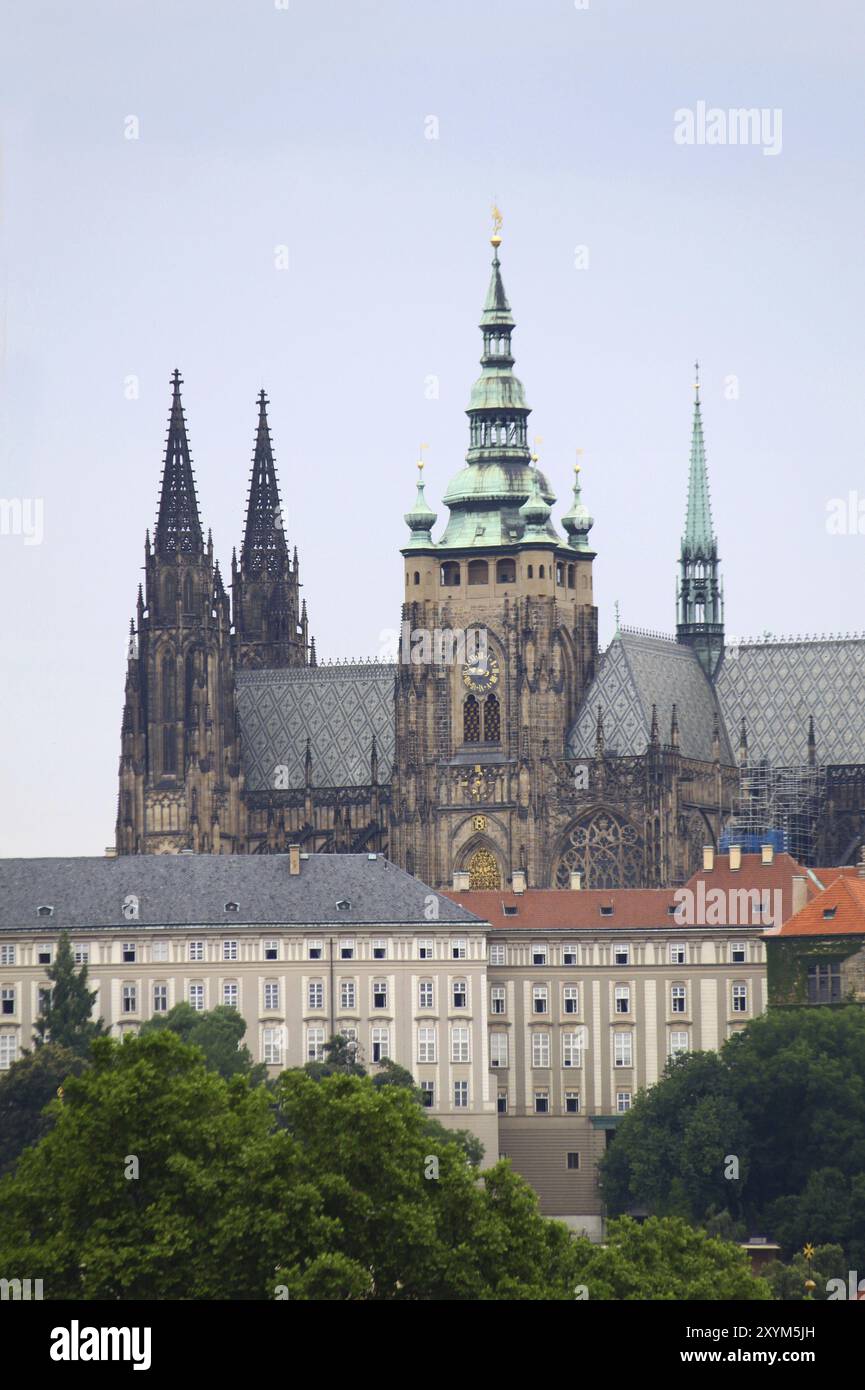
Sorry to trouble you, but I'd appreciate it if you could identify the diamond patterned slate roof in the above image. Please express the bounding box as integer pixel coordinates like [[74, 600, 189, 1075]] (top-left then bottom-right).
[[236, 663, 396, 791], [715, 637, 865, 766], [567, 630, 731, 763]]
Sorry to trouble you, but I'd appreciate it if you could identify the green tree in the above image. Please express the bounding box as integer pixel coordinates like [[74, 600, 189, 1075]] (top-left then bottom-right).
[[33, 931, 104, 1055], [141, 1002, 265, 1083], [761, 1243, 847, 1301], [302, 1033, 366, 1081], [572, 1216, 771, 1301], [0, 1044, 87, 1178]]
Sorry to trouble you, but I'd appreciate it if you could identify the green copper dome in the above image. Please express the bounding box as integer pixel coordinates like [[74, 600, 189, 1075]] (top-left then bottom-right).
[[561, 465, 594, 551], [403, 463, 437, 547]]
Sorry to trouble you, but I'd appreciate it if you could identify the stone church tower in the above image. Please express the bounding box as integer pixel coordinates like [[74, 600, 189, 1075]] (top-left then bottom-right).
[[115, 372, 246, 854], [391, 232, 599, 889]]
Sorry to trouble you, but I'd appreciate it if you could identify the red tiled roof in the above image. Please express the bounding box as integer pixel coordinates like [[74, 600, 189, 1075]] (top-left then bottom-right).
[[442, 887, 678, 930], [776, 876, 865, 937]]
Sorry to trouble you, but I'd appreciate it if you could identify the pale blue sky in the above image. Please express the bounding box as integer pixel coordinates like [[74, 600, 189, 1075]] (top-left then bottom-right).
[[1, 0, 864, 854]]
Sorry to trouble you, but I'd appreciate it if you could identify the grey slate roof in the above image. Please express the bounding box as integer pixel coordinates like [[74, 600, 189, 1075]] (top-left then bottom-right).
[[568, 630, 732, 763], [715, 636, 865, 766], [0, 854, 482, 931], [236, 663, 396, 791]]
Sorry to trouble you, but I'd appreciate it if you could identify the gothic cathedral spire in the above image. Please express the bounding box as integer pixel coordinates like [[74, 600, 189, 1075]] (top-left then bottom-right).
[[233, 390, 307, 668], [676, 364, 724, 678]]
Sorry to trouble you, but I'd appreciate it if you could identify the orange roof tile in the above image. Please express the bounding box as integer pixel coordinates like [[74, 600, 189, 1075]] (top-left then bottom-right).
[[776, 876, 865, 937]]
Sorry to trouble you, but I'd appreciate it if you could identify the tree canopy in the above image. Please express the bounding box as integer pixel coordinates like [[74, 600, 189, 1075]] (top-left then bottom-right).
[[33, 930, 103, 1055]]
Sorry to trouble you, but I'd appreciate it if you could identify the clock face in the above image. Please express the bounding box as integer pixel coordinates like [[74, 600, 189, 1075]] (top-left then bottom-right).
[[462, 650, 500, 695]]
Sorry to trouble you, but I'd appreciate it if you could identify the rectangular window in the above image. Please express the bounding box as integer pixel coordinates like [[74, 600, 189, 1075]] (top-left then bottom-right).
[[616, 1090, 632, 1113], [0, 946, 15, 967], [562, 1031, 583, 1069], [223, 940, 238, 962], [340, 980, 356, 1011], [0, 1034, 18, 1070], [614, 1032, 633, 1067], [669, 942, 686, 965], [497, 1090, 508, 1114], [188, 941, 204, 962], [263, 1026, 284, 1065], [490, 986, 506, 1014], [489, 943, 505, 966], [452, 979, 467, 1008], [150, 941, 168, 963], [532, 985, 548, 1015], [613, 944, 630, 966], [807, 961, 841, 1004], [340, 940, 355, 960], [153, 983, 168, 1014], [565, 1090, 580, 1114], [122, 942, 137, 963], [372, 980, 388, 1009], [454, 1080, 469, 1109], [306, 1026, 325, 1062], [264, 939, 279, 961], [372, 939, 387, 960], [532, 1031, 550, 1068], [451, 939, 467, 960], [732, 983, 748, 1014], [563, 985, 579, 1015], [122, 983, 137, 1014], [614, 985, 630, 1014], [223, 982, 238, 1009], [418, 979, 434, 1010], [307, 940, 323, 960], [562, 944, 577, 966], [371, 1026, 390, 1063], [418, 939, 434, 960], [38, 986, 52, 1016], [37, 945, 52, 965], [669, 1030, 689, 1057], [671, 985, 686, 1014], [489, 1032, 508, 1068], [418, 1026, 437, 1063], [188, 982, 204, 1011], [731, 942, 746, 964], [566, 1152, 580, 1170], [308, 981, 324, 1010], [451, 1025, 470, 1063], [532, 943, 547, 966], [534, 1088, 549, 1114], [264, 981, 280, 1011], [420, 1080, 435, 1108], [1, 987, 15, 1016]]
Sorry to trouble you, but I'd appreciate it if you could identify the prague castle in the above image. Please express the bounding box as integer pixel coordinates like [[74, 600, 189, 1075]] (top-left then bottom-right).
[[115, 232, 865, 886]]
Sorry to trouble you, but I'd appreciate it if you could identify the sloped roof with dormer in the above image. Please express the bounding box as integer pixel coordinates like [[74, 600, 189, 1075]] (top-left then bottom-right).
[[567, 629, 731, 764], [236, 662, 396, 791], [714, 636, 865, 766]]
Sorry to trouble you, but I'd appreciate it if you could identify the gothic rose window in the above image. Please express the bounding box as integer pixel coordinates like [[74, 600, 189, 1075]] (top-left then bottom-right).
[[468, 848, 500, 889], [554, 811, 643, 889]]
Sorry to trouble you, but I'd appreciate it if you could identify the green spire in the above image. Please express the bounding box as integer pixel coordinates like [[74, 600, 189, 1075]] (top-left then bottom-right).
[[435, 230, 560, 550], [519, 465, 552, 536], [403, 458, 437, 547], [561, 460, 594, 551], [682, 364, 715, 556]]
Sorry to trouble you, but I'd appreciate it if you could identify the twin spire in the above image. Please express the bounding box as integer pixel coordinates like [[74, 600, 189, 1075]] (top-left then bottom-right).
[[242, 389, 289, 578], [154, 370, 203, 558]]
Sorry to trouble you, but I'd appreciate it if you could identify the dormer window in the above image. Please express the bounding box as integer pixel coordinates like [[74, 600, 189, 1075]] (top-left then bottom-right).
[[600, 905, 614, 917], [336, 899, 351, 913], [37, 906, 54, 918], [224, 901, 239, 914]]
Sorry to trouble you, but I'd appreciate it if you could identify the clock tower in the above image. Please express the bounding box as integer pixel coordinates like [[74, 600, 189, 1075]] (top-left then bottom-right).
[[391, 227, 598, 889]]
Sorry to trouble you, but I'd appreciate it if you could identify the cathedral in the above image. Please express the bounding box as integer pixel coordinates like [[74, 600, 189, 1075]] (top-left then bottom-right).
[[115, 232, 865, 886]]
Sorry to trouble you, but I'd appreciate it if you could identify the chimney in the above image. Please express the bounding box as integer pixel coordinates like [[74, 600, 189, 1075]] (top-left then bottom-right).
[[453, 869, 471, 892], [569, 871, 582, 891], [288, 843, 301, 876], [761, 843, 774, 865], [512, 869, 527, 894], [791, 874, 808, 916], [729, 844, 742, 872], [702, 846, 714, 871], [858, 848, 865, 880]]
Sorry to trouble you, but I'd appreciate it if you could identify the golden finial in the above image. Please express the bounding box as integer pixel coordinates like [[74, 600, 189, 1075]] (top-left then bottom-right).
[[530, 434, 542, 465], [417, 442, 429, 473], [491, 202, 503, 247], [694, 359, 701, 394], [575, 446, 584, 477]]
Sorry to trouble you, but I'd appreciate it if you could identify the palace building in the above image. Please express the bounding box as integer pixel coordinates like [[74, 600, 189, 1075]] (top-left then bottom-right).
[[114, 234, 865, 888]]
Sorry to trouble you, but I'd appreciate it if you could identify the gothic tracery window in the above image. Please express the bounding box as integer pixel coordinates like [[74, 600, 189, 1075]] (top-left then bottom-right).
[[554, 811, 644, 889], [483, 693, 500, 743], [161, 655, 175, 720], [468, 848, 500, 889], [464, 695, 480, 743]]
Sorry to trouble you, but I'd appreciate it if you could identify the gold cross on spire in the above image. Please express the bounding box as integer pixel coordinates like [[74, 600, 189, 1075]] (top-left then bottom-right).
[[491, 202, 503, 247]]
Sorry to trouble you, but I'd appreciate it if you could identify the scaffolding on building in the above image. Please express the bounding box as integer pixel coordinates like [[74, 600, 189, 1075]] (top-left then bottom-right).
[[721, 760, 827, 866]]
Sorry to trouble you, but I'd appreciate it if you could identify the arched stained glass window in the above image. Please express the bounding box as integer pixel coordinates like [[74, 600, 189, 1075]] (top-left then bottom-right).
[[483, 693, 500, 743], [554, 812, 644, 889], [464, 695, 480, 743]]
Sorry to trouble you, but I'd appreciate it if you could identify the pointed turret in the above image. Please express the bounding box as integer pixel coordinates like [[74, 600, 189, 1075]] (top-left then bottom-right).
[[676, 363, 724, 678], [404, 459, 437, 547], [234, 390, 306, 669], [562, 463, 594, 552], [154, 370, 203, 558]]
